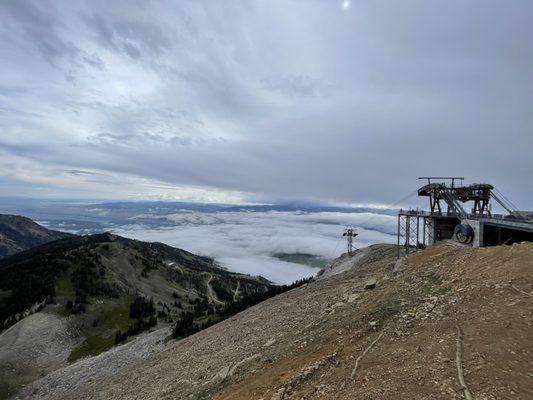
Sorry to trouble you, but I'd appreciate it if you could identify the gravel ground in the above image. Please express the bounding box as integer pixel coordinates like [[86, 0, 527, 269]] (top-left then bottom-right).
[[0, 311, 80, 397], [317, 246, 371, 280], [47, 244, 399, 400], [16, 326, 171, 400], [0, 312, 78, 371]]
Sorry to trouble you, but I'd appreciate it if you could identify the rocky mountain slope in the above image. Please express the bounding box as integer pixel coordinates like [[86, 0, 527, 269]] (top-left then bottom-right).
[[0, 214, 72, 258], [19, 242, 532, 400], [0, 229, 275, 399]]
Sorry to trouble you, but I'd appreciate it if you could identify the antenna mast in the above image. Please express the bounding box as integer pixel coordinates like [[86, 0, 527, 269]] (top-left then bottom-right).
[[343, 228, 358, 255]]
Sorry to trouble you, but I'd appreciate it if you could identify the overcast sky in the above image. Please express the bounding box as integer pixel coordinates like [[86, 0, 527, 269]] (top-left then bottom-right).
[[0, 1, 532, 207]]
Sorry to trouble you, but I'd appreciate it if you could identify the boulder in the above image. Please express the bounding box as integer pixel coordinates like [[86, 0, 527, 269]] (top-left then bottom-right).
[[364, 278, 377, 290]]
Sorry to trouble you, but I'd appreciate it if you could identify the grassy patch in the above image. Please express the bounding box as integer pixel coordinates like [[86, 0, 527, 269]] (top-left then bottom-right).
[[423, 272, 452, 294], [0, 377, 17, 400], [68, 298, 132, 362], [68, 334, 115, 362], [371, 300, 401, 322], [273, 253, 330, 269], [0, 384, 17, 400], [53, 270, 76, 316], [94, 298, 132, 331], [425, 272, 444, 286], [55, 270, 75, 301], [0, 364, 38, 400]]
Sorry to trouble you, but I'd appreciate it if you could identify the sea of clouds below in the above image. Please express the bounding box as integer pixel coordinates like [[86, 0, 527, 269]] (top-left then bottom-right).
[[111, 210, 397, 284]]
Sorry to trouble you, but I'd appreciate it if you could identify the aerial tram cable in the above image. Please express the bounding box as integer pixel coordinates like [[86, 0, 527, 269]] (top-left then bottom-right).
[[327, 188, 419, 260], [348, 188, 419, 231], [493, 188, 521, 213]]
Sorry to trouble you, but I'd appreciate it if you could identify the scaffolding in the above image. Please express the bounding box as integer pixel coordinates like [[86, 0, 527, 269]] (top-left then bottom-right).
[[397, 211, 436, 257]]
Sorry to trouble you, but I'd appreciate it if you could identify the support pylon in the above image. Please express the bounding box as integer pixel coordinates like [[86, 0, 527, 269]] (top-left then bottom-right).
[[343, 228, 358, 255]]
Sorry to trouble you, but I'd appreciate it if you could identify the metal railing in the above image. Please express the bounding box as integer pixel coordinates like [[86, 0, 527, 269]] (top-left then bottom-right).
[[399, 209, 533, 227]]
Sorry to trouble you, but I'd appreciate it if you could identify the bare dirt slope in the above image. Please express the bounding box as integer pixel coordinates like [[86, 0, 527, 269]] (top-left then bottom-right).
[[17, 327, 170, 400], [0, 312, 80, 398], [45, 243, 532, 400]]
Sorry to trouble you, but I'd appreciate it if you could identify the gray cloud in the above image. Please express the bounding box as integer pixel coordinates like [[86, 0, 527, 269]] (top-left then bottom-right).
[[0, 1, 532, 207], [82, 54, 105, 71], [64, 169, 110, 178], [0, 1, 78, 65], [262, 75, 319, 97], [82, 8, 172, 60]]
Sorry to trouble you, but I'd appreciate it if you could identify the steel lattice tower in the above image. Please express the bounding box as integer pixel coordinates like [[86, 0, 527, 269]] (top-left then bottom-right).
[[343, 228, 358, 255]]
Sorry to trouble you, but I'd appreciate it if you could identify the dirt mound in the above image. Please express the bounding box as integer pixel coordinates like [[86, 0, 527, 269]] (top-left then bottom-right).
[[32, 243, 533, 399]]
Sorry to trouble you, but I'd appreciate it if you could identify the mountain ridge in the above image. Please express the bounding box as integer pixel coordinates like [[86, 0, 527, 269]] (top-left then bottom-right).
[[0, 214, 72, 258], [0, 218, 276, 399]]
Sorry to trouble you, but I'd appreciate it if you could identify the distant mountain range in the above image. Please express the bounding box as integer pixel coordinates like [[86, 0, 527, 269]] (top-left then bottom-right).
[[0, 214, 72, 258], [0, 198, 398, 233]]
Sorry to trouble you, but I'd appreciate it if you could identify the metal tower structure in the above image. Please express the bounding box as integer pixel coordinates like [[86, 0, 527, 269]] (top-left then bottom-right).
[[343, 228, 358, 255], [397, 177, 533, 257]]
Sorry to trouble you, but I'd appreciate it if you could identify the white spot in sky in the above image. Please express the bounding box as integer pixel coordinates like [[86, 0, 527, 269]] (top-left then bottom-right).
[[342, 1, 350, 10]]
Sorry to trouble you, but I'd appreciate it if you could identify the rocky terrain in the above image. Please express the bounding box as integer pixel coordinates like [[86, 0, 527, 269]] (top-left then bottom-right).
[[0, 214, 71, 258], [13, 241, 532, 399], [0, 222, 275, 399], [15, 326, 171, 400]]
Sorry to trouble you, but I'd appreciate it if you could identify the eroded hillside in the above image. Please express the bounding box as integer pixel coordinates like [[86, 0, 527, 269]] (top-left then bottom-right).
[[19, 242, 533, 400], [0, 232, 274, 399]]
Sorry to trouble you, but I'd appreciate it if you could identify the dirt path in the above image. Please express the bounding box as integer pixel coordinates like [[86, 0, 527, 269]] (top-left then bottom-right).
[[206, 275, 224, 306], [232, 281, 240, 302]]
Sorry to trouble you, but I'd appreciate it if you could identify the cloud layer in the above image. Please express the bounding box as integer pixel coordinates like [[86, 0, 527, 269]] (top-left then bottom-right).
[[1, 1, 532, 206], [112, 210, 397, 284]]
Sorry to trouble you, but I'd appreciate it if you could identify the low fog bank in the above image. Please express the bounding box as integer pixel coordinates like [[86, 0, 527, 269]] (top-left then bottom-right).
[[112, 210, 396, 284]]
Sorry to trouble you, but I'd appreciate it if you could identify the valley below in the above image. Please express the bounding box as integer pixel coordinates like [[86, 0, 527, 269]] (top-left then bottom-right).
[[0, 199, 397, 283]]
